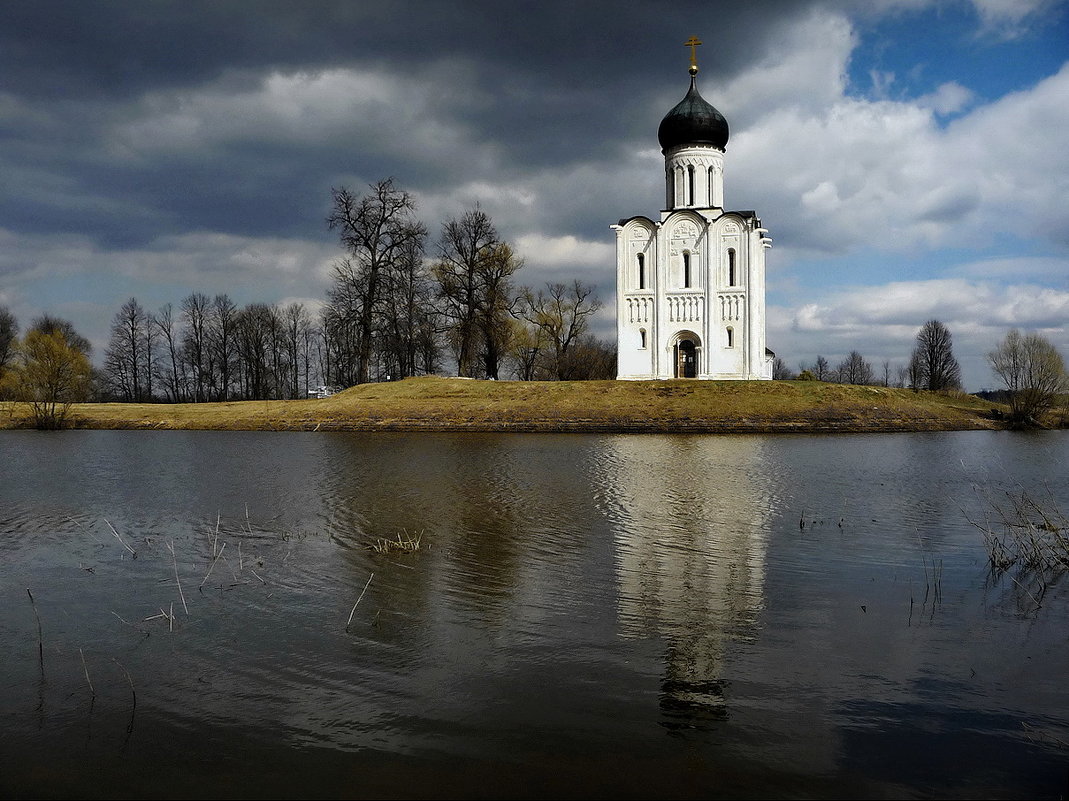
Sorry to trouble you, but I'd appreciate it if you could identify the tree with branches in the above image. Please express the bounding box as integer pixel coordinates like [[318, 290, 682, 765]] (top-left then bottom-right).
[[911, 319, 962, 392], [0, 305, 19, 394], [434, 205, 496, 378], [809, 355, 831, 381], [29, 314, 92, 357], [517, 280, 602, 380], [153, 303, 185, 401], [772, 356, 795, 380], [433, 206, 521, 379], [381, 239, 439, 380], [476, 242, 522, 380], [3, 326, 92, 428], [327, 178, 427, 384], [181, 292, 211, 402], [988, 329, 1068, 425], [836, 350, 873, 385], [102, 297, 154, 401]]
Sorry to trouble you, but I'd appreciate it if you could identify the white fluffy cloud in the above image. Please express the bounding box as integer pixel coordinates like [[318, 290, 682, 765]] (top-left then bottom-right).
[[916, 82, 976, 116], [970, 0, 1061, 39], [720, 11, 1069, 261], [110, 61, 492, 172], [788, 279, 1069, 331], [514, 233, 615, 275]]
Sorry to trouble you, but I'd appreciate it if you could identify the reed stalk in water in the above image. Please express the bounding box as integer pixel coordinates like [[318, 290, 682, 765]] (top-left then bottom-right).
[[79, 648, 95, 697], [370, 529, 423, 554], [112, 658, 137, 735], [104, 518, 136, 557], [26, 589, 43, 669], [199, 541, 227, 589], [346, 573, 374, 631], [168, 540, 189, 615]]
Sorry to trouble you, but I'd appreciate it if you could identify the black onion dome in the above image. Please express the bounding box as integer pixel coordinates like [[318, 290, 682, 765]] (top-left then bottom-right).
[[657, 76, 729, 152]]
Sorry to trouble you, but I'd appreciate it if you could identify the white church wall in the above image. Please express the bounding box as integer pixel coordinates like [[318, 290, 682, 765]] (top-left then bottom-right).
[[613, 58, 770, 382]]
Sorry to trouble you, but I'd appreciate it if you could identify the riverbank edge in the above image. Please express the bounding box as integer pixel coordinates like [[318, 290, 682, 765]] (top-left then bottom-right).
[[0, 377, 1013, 434]]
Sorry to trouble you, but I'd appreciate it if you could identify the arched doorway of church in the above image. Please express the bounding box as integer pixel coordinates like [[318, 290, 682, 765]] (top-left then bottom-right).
[[675, 338, 698, 378]]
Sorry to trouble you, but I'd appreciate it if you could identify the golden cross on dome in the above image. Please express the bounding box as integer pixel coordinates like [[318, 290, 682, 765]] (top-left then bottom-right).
[[684, 36, 702, 74]]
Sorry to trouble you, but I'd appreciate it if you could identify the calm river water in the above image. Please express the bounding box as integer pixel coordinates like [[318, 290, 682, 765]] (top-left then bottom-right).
[[1, 430, 1067, 799]]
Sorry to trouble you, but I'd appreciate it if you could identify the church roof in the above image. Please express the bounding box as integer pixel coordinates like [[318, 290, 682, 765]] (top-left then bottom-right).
[[657, 75, 729, 153]]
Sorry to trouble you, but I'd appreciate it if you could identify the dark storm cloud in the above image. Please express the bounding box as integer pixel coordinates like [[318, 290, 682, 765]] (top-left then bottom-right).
[[0, 0, 815, 252], [0, 1, 791, 100]]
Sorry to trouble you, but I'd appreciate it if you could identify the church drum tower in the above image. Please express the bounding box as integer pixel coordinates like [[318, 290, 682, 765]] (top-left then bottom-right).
[[613, 38, 773, 380]]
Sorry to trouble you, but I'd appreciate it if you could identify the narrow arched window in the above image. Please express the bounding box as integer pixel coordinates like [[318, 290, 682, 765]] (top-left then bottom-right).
[[726, 327, 734, 348], [708, 166, 716, 206], [639, 329, 647, 349], [637, 252, 645, 289], [687, 165, 695, 206], [728, 248, 736, 286], [683, 252, 691, 288]]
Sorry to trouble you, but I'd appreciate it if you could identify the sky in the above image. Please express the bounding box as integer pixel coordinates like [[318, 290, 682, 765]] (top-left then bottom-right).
[[1, 0, 1067, 391]]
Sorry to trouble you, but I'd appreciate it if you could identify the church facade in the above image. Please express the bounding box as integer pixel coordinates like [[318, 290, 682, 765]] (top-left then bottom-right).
[[613, 42, 773, 381]]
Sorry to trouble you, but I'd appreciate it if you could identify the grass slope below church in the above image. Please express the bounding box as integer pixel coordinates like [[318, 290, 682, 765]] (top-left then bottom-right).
[[2, 376, 1006, 433]]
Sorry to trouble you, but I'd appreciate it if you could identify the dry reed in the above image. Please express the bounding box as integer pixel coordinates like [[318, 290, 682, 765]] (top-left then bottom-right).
[[346, 573, 374, 631], [112, 658, 137, 735], [26, 589, 43, 668], [78, 648, 95, 697], [104, 518, 136, 557], [967, 487, 1069, 611], [370, 529, 423, 554], [199, 541, 227, 589], [167, 540, 189, 615]]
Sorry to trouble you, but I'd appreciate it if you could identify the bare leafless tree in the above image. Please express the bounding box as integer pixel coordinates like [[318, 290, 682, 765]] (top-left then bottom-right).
[[811, 354, 831, 381], [103, 297, 153, 401], [836, 350, 873, 385], [327, 179, 427, 384], [477, 242, 522, 380], [565, 335, 617, 380], [281, 302, 311, 398], [432, 206, 522, 379], [989, 329, 1069, 424], [180, 292, 211, 402], [30, 315, 92, 357], [907, 349, 924, 391], [382, 239, 438, 380], [772, 356, 795, 380], [912, 319, 962, 391], [153, 303, 185, 402], [235, 303, 279, 399], [881, 359, 893, 387], [895, 365, 910, 389], [209, 294, 239, 401], [434, 205, 496, 377], [518, 280, 602, 380]]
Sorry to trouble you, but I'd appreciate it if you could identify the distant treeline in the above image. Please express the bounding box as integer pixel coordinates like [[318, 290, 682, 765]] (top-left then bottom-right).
[[0, 178, 617, 404], [774, 320, 965, 392]]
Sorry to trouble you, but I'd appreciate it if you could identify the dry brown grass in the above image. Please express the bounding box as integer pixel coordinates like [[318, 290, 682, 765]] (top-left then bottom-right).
[[0, 376, 1007, 433], [370, 529, 423, 554]]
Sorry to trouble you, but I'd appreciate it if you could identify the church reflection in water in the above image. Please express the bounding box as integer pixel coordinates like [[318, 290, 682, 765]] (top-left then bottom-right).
[[595, 435, 778, 726]]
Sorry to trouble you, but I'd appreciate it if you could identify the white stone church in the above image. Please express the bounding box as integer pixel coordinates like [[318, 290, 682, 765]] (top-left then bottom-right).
[[613, 42, 773, 380]]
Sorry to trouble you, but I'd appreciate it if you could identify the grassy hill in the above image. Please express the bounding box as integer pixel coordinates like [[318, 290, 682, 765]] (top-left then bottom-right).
[[1, 376, 1008, 433]]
